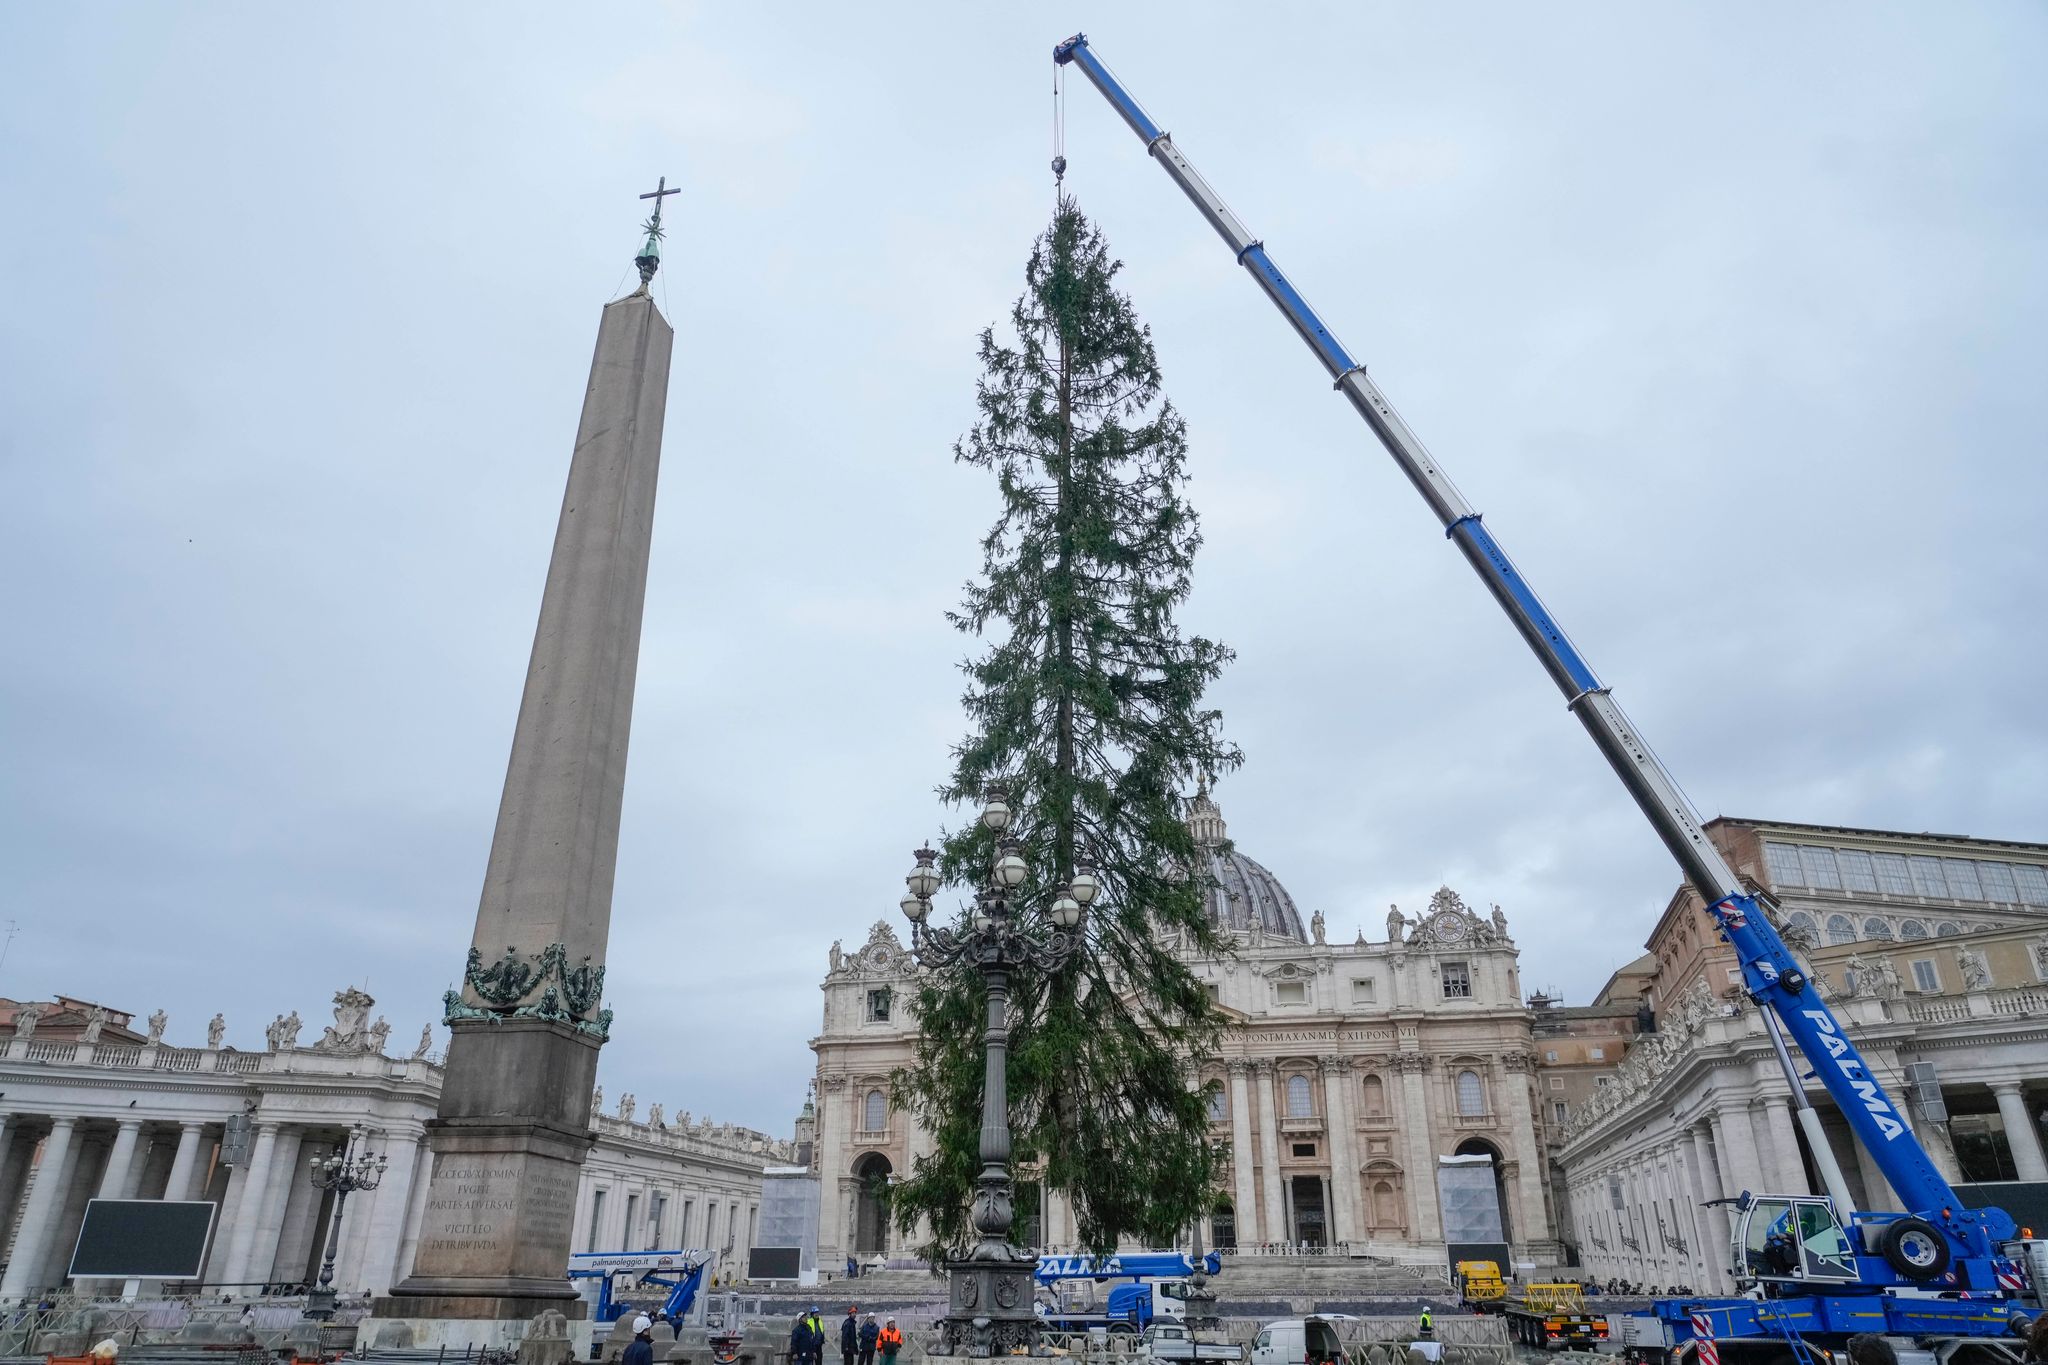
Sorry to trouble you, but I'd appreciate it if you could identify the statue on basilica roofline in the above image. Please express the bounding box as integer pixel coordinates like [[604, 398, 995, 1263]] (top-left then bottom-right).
[[1386, 904, 1406, 944], [81, 1006, 109, 1044], [316, 989, 374, 1050], [365, 1016, 391, 1055], [146, 1009, 168, 1045], [206, 1013, 226, 1049], [412, 1024, 434, 1058], [1957, 947, 1991, 992], [1310, 909, 1326, 946]]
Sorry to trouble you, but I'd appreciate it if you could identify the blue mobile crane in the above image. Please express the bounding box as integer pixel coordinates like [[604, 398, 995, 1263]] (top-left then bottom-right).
[[1052, 32, 2042, 1364], [1034, 1252, 1224, 1334]]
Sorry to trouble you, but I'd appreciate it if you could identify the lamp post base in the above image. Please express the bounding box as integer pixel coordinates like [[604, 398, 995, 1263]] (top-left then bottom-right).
[[304, 1286, 337, 1321], [935, 1260, 1039, 1358]]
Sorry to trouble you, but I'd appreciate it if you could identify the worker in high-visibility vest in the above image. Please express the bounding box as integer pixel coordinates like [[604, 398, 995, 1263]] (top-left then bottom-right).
[[1418, 1308, 1434, 1339]]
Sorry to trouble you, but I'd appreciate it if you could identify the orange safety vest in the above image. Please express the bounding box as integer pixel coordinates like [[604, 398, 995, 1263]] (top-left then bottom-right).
[[878, 1327, 903, 1351]]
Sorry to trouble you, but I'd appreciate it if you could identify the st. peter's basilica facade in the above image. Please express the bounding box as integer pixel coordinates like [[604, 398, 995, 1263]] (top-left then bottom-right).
[[808, 790, 1561, 1270]]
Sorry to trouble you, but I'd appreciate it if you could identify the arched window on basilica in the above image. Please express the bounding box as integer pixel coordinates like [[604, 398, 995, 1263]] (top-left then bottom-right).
[[862, 1088, 886, 1133], [1285, 1073, 1313, 1118], [1787, 910, 1819, 941], [1360, 1073, 1387, 1118], [1210, 1199, 1236, 1250], [1825, 914, 1857, 945], [1456, 1068, 1487, 1117], [1206, 1083, 1227, 1123], [1861, 917, 1893, 940], [1901, 919, 1929, 939]]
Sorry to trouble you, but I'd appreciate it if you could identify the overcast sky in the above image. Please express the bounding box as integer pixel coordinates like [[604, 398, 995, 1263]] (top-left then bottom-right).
[[3, 4, 2043, 1137]]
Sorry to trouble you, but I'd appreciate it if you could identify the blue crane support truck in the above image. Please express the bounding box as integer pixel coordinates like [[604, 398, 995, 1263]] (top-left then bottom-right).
[[567, 1249, 716, 1325], [1035, 1252, 1225, 1335], [1051, 32, 2045, 1365]]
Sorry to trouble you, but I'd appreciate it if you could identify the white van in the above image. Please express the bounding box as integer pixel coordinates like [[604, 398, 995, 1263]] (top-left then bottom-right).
[[1249, 1316, 1351, 1365]]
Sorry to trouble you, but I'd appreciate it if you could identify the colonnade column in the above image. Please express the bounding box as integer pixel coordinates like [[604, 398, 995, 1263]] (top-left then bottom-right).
[[1321, 1059, 1358, 1247], [164, 1123, 207, 1203], [1226, 1063, 1257, 1248], [1706, 1112, 1754, 1284], [1663, 1143, 1702, 1286], [352, 1129, 421, 1291], [1500, 1053, 1548, 1250], [0, 1117, 26, 1243], [0, 1118, 79, 1297], [1991, 1083, 2048, 1182], [814, 1077, 847, 1266], [1718, 1103, 1768, 1194], [95, 1120, 146, 1204], [220, 1122, 281, 1287], [1758, 1096, 1809, 1194], [1394, 1054, 1441, 1243], [1252, 1062, 1286, 1245], [1680, 1128, 1726, 1292], [254, 1127, 306, 1283]]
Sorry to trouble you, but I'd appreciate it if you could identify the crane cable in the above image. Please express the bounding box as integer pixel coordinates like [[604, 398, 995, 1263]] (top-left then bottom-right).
[[1051, 62, 1067, 197]]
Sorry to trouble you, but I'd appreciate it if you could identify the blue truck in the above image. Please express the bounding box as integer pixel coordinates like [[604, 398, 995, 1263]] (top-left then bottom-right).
[[1034, 1252, 1224, 1334], [1051, 33, 2045, 1365]]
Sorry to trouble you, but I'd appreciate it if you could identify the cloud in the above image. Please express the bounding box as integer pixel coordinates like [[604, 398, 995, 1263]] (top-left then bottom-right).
[[1, 2, 2042, 1137]]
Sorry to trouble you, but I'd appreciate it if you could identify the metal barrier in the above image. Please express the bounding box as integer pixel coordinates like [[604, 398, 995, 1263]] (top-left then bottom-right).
[[904, 1315, 1506, 1363], [1326, 1315, 1512, 1365]]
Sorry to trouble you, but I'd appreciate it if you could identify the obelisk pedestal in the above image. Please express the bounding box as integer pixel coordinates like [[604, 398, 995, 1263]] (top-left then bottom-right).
[[377, 281, 673, 1328]]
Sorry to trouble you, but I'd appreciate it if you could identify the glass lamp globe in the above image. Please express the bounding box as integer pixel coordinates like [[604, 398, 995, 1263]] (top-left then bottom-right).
[[972, 898, 995, 933], [1070, 866, 1101, 905], [994, 841, 1028, 888], [899, 891, 929, 924], [1051, 891, 1082, 929], [980, 788, 1012, 833], [907, 847, 941, 899]]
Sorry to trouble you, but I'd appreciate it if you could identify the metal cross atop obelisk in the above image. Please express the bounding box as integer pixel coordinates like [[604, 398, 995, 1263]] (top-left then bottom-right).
[[635, 176, 679, 289]]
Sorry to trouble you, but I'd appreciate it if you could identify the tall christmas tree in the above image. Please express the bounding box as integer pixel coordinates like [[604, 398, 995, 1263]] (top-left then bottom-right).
[[892, 198, 1241, 1258]]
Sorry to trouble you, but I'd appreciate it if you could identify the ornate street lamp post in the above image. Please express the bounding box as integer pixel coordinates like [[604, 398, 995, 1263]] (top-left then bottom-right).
[[898, 785, 1095, 1357], [303, 1126, 387, 1320]]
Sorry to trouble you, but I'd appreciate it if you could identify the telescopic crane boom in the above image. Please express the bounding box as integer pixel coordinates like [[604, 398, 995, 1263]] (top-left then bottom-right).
[[1053, 31, 2019, 1297]]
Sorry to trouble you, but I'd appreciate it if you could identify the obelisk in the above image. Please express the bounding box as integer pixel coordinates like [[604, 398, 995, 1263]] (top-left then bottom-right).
[[381, 185, 678, 1325]]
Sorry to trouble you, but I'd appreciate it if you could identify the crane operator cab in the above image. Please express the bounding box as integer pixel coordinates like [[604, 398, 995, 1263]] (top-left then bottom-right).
[[1733, 1195, 1858, 1288]]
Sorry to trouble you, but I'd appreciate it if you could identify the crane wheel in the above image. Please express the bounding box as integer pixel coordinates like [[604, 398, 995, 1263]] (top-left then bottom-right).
[[1878, 1216, 1951, 1280]]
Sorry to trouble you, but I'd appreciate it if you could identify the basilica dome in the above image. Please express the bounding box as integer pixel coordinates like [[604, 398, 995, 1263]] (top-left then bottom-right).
[[1186, 787, 1307, 943]]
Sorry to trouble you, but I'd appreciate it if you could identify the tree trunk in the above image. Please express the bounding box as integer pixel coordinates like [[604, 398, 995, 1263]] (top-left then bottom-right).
[[1053, 324, 1077, 885]]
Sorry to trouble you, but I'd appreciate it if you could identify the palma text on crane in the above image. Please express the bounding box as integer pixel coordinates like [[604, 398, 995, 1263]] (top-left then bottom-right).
[[1801, 1010, 1904, 1140]]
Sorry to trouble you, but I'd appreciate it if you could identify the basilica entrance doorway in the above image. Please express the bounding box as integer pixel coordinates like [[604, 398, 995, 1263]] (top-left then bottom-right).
[[1447, 1137, 1511, 1245], [853, 1152, 892, 1256], [1288, 1176, 1327, 1249]]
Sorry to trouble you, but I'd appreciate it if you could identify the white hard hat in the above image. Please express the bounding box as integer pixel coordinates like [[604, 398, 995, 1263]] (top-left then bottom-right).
[[632, 1315, 652, 1334]]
